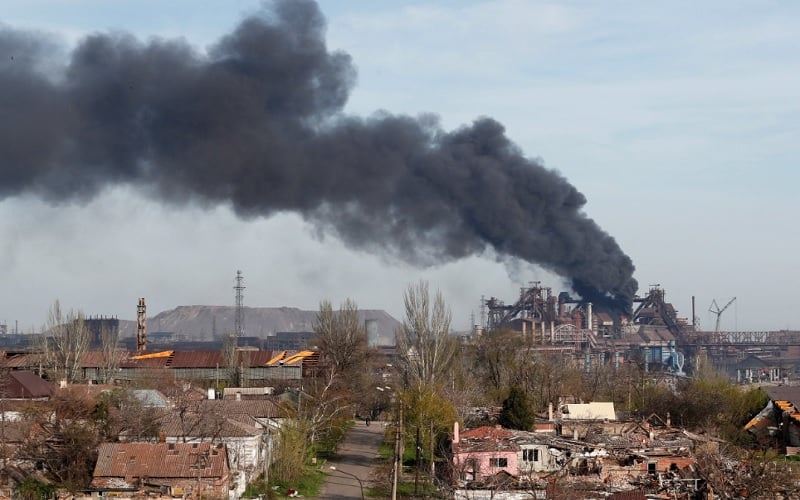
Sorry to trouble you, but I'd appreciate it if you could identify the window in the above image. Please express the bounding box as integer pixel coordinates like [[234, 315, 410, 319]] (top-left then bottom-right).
[[490, 457, 508, 468], [523, 449, 539, 462]]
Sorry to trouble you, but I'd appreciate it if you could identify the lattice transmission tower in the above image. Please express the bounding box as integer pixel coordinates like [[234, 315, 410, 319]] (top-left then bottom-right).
[[234, 270, 245, 343]]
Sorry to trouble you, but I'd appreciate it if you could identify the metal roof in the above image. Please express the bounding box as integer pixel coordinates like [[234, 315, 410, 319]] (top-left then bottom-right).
[[93, 442, 229, 480], [1, 371, 53, 398], [764, 385, 800, 406], [156, 411, 261, 439], [196, 398, 282, 418]]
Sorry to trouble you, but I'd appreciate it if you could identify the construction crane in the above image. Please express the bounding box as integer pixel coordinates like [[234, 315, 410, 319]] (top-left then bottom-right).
[[709, 297, 736, 332]]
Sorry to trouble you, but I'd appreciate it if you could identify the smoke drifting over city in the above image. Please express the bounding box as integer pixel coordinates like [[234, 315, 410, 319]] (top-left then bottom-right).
[[0, 0, 637, 311]]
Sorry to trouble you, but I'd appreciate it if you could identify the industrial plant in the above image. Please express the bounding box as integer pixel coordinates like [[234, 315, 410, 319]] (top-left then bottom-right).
[[478, 282, 800, 384]]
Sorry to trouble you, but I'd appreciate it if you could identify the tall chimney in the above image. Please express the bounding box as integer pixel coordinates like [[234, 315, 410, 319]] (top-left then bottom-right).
[[136, 297, 147, 353], [453, 421, 460, 444], [587, 302, 593, 331], [548, 402, 553, 422], [692, 295, 696, 328]]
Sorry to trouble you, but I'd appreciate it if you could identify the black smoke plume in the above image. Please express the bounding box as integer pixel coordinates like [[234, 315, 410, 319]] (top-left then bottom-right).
[[0, 0, 637, 311]]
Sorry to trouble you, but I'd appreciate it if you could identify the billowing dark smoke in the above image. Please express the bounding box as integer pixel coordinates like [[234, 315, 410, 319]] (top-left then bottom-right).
[[0, 0, 637, 311]]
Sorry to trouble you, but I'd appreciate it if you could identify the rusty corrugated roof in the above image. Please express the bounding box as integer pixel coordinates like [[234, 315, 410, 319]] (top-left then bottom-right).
[[0, 348, 312, 372], [167, 351, 223, 368], [1, 353, 38, 369], [93, 442, 229, 480]]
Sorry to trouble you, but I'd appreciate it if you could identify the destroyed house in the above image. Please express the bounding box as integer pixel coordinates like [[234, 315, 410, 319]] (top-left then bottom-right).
[[452, 423, 559, 482], [760, 385, 800, 451], [452, 424, 518, 481], [451, 417, 705, 496], [91, 442, 230, 497]]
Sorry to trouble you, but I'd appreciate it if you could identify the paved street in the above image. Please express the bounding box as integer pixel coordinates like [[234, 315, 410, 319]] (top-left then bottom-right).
[[317, 420, 386, 499]]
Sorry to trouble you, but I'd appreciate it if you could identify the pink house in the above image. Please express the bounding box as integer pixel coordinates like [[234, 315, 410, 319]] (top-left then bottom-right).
[[451, 423, 519, 480]]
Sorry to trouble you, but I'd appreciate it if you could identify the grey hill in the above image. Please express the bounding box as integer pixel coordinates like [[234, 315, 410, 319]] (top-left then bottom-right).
[[117, 305, 399, 344]]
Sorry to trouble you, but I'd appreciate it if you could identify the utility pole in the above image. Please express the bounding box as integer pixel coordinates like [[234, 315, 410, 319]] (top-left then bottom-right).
[[391, 403, 403, 500], [429, 419, 434, 488], [414, 425, 420, 495]]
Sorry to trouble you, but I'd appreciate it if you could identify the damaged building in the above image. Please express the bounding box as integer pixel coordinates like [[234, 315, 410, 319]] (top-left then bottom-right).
[[450, 404, 725, 498]]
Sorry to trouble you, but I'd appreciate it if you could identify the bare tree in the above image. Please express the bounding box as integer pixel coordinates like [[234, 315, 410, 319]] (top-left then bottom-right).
[[161, 383, 213, 443], [39, 301, 90, 384], [98, 323, 123, 384], [17, 389, 102, 491], [222, 333, 239, 387], [96, 389, 161, 442], [298, 367, 351, 446], [313, 299, 366, 374], [396, 281, 457, 388]]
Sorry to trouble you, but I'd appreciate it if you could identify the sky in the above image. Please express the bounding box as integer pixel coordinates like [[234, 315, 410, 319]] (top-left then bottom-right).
[[1, 0, 798, 333]]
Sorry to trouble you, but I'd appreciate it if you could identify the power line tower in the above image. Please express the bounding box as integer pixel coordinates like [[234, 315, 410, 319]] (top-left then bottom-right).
[[234, 270, 245, 344]]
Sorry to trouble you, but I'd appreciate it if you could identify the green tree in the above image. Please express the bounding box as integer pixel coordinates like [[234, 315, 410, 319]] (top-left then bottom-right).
[[271, 419, 312, 484], [471, 329, 521, 398], [16, 477, 56, 500], [498, 385, 534, 430], [401, 384, 457, 491]]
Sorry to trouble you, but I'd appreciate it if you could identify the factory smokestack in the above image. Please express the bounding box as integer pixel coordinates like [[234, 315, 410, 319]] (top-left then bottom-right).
[[0, 0, 636, 310]]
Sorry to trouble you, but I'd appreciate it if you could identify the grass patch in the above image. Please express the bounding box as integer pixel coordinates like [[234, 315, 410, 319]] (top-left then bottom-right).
[[270, 466, 327, 497], [243, 465, 327, 499], [377, 441, 395, 460], [315, 419, 355, 459], [366, 479, 444, 499]]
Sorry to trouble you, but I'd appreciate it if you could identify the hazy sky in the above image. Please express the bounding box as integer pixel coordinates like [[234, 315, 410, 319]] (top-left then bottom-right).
[[1, 0, 798, 333]]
